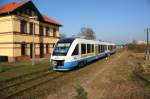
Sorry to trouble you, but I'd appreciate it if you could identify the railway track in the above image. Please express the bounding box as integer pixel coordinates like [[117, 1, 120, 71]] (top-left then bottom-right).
[[0, 70, 66, 99], [0, 67, 50, 85], [0, 70, 51, 91]]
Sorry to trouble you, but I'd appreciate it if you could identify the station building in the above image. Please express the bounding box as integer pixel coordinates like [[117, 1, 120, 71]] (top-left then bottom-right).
[[0, 1, 62, 62]]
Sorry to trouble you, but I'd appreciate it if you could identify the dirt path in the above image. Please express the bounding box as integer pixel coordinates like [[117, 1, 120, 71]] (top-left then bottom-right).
[[46, 49, 147, 99]]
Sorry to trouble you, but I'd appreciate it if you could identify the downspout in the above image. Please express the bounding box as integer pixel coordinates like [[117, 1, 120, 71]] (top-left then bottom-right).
[[12, 14, 15, 62], [9, 12, 15, 62]]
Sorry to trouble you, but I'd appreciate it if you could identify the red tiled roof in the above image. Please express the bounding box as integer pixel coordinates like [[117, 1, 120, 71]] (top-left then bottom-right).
[[43, 15, 62, 26], [0, 1, 62, 26], [0, 1, 27, 14]]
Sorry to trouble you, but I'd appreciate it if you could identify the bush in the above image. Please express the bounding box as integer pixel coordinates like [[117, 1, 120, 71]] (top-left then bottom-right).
[[75, 85, 88, 99]]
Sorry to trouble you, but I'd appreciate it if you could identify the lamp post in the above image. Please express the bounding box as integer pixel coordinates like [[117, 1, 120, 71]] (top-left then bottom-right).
[[29, 16, 37, 65], [144, 28, 150, 60]]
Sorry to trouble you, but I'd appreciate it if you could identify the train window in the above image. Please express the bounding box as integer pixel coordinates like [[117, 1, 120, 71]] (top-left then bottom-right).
[[98, 45, 100, 53], [92, 44, 94, 52], [102, 45, 105, 52], [87, 44, 91, 53], [72, 44, 79, 55], [113, 45, 116, 49], [110, 45, 112, 50], [53, 43, 71, 56], [104, 45, 107, 51], [100, 45, 102, 52], [81, 44, 86, 54]]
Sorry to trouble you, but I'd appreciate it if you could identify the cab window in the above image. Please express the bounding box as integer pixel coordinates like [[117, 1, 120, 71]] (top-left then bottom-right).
[[72, 44, 79, 55]]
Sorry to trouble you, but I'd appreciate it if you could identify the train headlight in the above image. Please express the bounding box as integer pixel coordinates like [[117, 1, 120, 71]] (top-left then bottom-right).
[[52, 60, 57, 66]]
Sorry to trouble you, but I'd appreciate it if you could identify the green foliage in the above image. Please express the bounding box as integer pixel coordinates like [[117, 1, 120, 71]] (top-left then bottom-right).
[[77, 27, 96, 40], [75, 85, 88, 99], [0, 66, 9, 73]]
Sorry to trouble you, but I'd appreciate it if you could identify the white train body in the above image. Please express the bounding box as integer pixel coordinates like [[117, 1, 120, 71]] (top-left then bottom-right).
[[50, 38, 116, 71]]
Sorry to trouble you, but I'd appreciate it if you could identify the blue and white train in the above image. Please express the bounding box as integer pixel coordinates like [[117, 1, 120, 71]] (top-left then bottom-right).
[[50, 38, 116, 71]]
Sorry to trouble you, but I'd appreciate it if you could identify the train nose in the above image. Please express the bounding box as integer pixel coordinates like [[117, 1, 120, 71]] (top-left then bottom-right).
[[51, 60, 64, 67]]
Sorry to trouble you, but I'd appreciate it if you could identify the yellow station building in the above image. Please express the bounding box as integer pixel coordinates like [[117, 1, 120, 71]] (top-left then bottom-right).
[[0, 1, 62, 62]]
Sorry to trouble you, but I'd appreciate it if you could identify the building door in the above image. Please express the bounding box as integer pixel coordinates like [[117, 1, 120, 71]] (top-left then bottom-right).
[[40, 43, 44, 58], [21, 43, 26, 56], [30, 44, 33, 58], [46, 44, 49, 54]]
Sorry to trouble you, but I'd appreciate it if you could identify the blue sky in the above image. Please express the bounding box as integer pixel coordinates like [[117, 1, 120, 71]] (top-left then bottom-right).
[[0, 0, 150, 44]]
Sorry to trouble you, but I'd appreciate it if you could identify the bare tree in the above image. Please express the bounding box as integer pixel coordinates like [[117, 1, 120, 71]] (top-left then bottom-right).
[[60, 33, 67, 39], [77, 27, 96, 40]]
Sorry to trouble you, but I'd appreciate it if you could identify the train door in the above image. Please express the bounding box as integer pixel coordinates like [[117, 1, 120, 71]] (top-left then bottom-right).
[[79, 44, 81, 59], [95, 44, 99, 57]]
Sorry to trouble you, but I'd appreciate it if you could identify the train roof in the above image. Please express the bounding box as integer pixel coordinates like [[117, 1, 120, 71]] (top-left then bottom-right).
[[58, 38, 75, 43], [58, 38, 115, 45]]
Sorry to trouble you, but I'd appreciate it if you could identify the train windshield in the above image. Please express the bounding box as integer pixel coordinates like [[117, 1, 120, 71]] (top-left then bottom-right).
[[53, 43, 71, 56]]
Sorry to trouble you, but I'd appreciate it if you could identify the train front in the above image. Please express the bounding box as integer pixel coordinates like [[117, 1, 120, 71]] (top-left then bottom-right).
[[50, 38, 75, 71]]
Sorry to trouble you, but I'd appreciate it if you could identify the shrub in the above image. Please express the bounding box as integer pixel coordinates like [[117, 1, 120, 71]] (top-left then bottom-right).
[[75, 85, 88, 99]]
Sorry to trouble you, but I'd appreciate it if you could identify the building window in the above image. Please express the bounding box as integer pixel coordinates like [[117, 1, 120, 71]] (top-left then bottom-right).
[[46, 43, 49, 54], [29, 22, 33, 35], [30, 43, 33, 58], [40, 43, 44, 58], [53, 43, 55, 47], [46, 27, 49, 36], [72, 44, 79, 55], [28, 10, 32, 16], [53, 28, 56, 37], [20, 20, 27, 33], [21, 43, 26, 56], [81, 44, 86, 54], [39, 25, 43, 36]]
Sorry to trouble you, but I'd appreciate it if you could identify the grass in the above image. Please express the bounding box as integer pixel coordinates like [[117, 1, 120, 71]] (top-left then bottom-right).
[[0, 60, 51, 82], [127, 44, 146, 53], [127, 44, 150, 83], [0, 66, 8, 72], [1, 49, 149, 99], [131, 58, 150, 97], [0, 60, 54, 99], [142, 61, 150, 85]]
